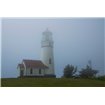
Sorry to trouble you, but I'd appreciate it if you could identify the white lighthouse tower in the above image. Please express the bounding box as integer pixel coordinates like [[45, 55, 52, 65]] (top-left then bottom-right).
[[41, 28, 55, 77]]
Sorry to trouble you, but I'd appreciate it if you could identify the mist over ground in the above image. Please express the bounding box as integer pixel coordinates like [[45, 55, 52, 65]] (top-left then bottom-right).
[[2, 18, 105, 78]]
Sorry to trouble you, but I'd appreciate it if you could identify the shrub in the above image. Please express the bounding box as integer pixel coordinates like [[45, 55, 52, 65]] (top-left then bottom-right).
[[63, 64, 77, 78], [79, 65, 98, 78]]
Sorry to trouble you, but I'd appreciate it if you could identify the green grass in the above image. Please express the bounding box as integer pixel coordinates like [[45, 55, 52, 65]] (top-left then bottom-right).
[[1, 78, 105, 87]]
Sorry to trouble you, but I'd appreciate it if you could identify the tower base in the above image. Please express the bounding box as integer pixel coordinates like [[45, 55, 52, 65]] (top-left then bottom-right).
[[18, 74, 56, 78], [44, 74, 56, 78]]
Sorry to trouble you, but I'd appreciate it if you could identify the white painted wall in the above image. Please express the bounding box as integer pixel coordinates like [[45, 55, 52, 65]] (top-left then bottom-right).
[[41, 46, 54, 74], [17, 66, 24, 76], [41, 29, 55, 75], [22, 61, 27, 75], [26, 68, 45, 76]]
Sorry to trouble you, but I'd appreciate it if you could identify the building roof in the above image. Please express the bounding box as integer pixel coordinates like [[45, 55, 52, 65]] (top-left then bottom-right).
[[18, 64, 24, 68], [22, 59, 48, 69]]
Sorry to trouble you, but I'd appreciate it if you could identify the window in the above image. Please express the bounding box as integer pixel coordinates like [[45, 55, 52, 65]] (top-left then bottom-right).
[[30, 68, 33, 74], [20, 70, 24, 77], [49, 58, 51, 64], [39, 69, 41, 74]]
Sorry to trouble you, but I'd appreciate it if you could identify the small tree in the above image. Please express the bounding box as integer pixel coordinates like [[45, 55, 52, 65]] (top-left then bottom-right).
[[63, 64, 77, 78], [79, 65, 98, 78]]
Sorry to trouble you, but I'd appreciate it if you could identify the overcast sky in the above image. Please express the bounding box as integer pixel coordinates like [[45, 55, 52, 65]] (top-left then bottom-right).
[[2, 18, 105, 78], [0, 18, 1, 78]]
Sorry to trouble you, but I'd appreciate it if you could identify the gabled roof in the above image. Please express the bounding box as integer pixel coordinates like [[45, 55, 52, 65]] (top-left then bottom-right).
[[23, 59, 48, 69], [18, 64, 24, 69]]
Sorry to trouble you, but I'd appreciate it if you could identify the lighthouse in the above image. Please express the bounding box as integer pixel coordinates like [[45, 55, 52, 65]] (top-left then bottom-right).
[[41, 28, 55, 77], [18, 28, 55, 78]]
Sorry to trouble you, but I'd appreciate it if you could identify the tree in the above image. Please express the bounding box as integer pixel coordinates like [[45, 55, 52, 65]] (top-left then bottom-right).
[[63, 64, 77, 78], [79, 65, 98, 78]]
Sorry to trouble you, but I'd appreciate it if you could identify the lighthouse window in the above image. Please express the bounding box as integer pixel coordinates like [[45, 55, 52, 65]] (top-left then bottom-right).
[[49, 58, 51, 64], [30, 68, 33, 74], [39, 69, 41, 74]]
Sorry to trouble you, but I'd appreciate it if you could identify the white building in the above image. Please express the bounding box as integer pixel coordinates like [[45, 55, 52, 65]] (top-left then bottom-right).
[[17, 29, 55, 77], [17, 60, 48, 77]]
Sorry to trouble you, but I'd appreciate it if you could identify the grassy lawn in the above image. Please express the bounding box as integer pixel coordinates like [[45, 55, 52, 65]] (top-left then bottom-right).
[[1, 78, 105, 87]]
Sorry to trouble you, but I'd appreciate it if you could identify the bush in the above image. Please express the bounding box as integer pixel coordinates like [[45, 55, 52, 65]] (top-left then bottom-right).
[[96, 76, 105, 81], [79, 65, 98, 78], [63, 64, 77, 78]]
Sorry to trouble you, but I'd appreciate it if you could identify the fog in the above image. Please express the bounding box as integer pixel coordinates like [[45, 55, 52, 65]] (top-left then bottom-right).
[[2, 18, 105, 78]]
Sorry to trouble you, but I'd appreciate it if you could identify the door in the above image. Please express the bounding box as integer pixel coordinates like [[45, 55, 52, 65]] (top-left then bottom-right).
[[20, 70, 24, 77]]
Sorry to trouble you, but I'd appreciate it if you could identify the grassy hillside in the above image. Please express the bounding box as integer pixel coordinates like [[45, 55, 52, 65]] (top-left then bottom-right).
[[1, 78, 105, 87]]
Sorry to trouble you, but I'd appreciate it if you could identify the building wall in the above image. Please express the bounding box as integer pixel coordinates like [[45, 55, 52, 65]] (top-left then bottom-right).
[[41, 46, 55, 74], [17, 67, 25, 77], [22, 62, 27, 75], [26, 68, 45, 76]]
